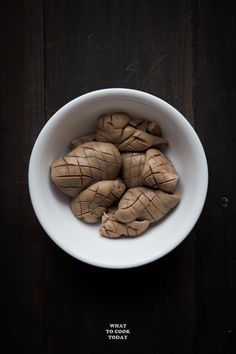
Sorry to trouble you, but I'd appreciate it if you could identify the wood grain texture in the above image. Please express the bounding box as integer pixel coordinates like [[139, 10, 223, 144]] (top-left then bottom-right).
[[0, 1, 46, 354], [194, 1, 236, 353], [1, 0, 235, 353]]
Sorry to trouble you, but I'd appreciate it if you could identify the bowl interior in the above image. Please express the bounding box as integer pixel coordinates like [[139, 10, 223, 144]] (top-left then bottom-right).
[[29, 89, 208, 268]]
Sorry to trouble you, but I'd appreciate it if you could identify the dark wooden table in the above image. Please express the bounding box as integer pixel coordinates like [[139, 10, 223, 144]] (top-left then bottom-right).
[[1, 1, 236, 353]]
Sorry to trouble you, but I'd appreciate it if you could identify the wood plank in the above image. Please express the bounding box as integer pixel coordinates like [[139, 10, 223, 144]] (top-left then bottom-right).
[[44, 1, 196, 353], [44, 0, 194, 123], [0, 1, 46, 353], [194, 0, 236, 353]]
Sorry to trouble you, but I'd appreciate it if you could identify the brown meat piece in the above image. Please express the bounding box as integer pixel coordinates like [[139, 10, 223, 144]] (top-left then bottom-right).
[[100, 207, 150, 238], [71, 180, 126, 223], [70, 133, 96, 149], [129, 117, 162, 136], [96, 112, 167, 151], [115, 187, 180, 224], [51, 142, 121, 197], [121, 152, 145, 188], [142, 149, 179, 192]]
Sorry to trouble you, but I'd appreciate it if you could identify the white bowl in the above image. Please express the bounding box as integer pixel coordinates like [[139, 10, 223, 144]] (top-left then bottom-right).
[[28, 88, 208, 269]]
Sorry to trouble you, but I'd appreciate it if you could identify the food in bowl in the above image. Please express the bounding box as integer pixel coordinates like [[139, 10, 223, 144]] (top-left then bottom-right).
[[29, 88, 208, 268], [50, 112, 180, 238]]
